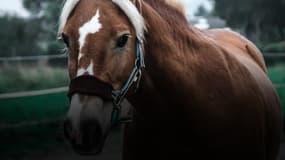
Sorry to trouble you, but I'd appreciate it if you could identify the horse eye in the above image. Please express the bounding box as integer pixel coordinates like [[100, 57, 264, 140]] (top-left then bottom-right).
[[61, 33, 70, 48], [116, 34, 129, 48]]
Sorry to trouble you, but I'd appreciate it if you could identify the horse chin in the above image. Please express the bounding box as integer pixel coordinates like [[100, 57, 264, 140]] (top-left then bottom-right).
[[72, 144, 104, 155], [66, 122, 108, 155], [71, 133, 107, 155]]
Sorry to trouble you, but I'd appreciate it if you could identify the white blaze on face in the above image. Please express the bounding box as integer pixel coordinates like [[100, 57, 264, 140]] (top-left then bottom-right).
[[77, 9, 102, 77], [76, 61, 94, 76], [79, 9, 102, 51], [86, 61, 94, 75]]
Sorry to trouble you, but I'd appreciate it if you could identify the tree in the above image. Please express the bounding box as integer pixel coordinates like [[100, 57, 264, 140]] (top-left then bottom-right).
[[0, 15, 42, 56], [212, 0, 285, 44], [23, 0, 64, 54], [195, 5, 209, 17]]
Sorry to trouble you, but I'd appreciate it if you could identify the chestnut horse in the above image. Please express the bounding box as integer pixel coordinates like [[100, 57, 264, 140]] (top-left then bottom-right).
[[59, 0, 282, 159]]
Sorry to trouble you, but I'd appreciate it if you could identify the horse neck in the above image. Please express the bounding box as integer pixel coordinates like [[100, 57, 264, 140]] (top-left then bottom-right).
[[128, 1, 205, 116]]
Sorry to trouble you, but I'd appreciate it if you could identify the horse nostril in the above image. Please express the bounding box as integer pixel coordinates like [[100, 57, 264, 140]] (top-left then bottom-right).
[[63, 118, 106, 154], [64, 119, 73, 140]]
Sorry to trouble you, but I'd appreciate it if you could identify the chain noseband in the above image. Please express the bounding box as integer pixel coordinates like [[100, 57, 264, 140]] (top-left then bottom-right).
[[68, 38, 145, 126]]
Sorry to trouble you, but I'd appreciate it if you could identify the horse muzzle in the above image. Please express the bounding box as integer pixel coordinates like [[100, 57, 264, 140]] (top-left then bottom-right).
[[64, 118, 106, 155]]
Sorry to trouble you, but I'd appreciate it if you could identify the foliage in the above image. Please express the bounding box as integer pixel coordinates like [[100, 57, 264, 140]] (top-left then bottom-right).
[[0, 15, 42, 56], [195, 5, 209, 17], [0, 1, 64, 57], [212, 0, 285, 44], [23, 0, 65, 52]]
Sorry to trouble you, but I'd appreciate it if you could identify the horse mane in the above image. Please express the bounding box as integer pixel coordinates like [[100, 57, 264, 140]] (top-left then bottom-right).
[[112, 0, 145, 40], [144, 0, 188, 27], [58, 0, 80, 36]]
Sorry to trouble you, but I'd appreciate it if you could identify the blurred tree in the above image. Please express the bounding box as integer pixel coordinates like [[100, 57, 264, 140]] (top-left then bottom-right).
[[195, 5, 209, 17], [0, 15, 42, 56], [212, 0, 285, 44], [193, 5, 226, 29], [23, 0, 64, 54], [0, 0, 64, 57]]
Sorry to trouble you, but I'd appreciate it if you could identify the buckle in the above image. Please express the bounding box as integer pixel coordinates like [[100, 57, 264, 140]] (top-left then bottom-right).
[[112, 91, 121, 106]]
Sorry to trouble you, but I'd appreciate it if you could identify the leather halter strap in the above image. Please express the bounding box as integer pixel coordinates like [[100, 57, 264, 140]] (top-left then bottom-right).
[[67, 75, 113, 101], [112, 38, 145, 105]]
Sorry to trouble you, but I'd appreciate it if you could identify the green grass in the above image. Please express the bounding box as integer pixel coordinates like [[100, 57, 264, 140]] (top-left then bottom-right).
[[0, 92, 68, 124], [0, 66, 69, 93], [268, 64, 285, 84], [268, 63, 285, 115], [0, 92, 68, 157]]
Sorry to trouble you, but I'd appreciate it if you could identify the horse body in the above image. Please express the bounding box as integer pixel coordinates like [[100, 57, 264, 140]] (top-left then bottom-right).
[[59, 0, 282, 159], [123, 1, 281, 159]]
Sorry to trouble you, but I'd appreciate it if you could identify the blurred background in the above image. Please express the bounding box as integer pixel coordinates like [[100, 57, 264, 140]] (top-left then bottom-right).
[[0, 0, 284, 160]]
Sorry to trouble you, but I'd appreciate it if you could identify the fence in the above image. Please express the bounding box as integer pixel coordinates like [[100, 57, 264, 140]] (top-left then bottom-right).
[[0, 53, 68, 68], [0, 54, 67, 62]]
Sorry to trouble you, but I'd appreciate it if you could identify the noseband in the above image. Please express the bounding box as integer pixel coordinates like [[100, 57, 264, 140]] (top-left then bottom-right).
[[68, 38, 145, 125]]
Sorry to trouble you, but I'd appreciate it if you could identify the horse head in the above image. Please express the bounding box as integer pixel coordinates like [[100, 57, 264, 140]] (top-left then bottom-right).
[[58, 0, 145, 155]]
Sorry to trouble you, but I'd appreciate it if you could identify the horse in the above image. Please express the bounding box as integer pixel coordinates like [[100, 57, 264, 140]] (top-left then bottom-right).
[[59, 0, 282, 159]]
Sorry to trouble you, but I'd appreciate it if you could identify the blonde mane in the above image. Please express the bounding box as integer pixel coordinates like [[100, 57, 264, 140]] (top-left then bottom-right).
[[58, 0, 80, 37]]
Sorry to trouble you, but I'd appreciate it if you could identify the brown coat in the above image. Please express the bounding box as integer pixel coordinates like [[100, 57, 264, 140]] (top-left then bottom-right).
[[123, 1, 282, 160]]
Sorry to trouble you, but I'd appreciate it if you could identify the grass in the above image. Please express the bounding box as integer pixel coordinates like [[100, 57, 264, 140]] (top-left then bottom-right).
[[268, 64, 285, 84], [268, 63, 285, 116], [0, 92, 68, 158], [0, 92, 68, 124], [0, 66, 69, 93]]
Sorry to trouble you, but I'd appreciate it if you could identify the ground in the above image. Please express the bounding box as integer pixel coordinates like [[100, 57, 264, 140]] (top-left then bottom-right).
[[1, 128, 284, 160]]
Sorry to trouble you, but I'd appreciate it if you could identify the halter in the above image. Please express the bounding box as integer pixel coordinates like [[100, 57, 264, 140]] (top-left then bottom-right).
[[68, 38, 145, 126]]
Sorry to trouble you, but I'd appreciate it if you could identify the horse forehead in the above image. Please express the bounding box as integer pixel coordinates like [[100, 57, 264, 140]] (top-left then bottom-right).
[[78, 9, 102, 51]]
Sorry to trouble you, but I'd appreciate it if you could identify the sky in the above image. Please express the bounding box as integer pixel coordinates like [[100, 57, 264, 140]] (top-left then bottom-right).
[[0, 0, 29, 17], [0, 0, 212, 18], [182, 0, 213, 18]]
